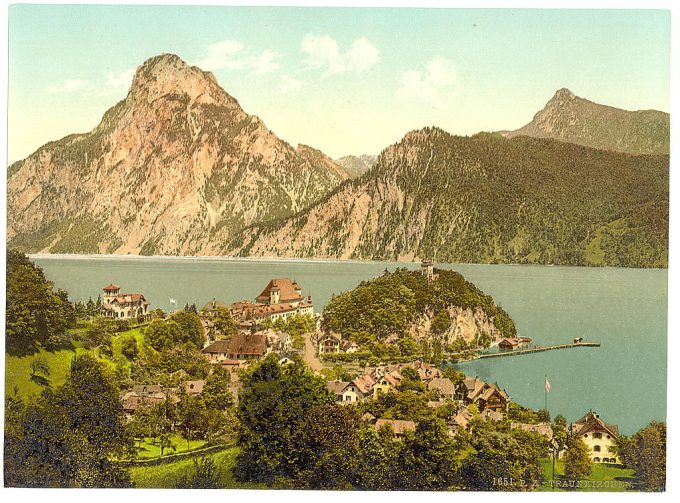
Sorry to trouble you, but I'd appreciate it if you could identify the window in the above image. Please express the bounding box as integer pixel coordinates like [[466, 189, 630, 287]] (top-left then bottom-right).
[[608, 446, 614, 452], [593, 432, 602, 439], [594, 457, 601, 462], [593, 445, 601, 452]]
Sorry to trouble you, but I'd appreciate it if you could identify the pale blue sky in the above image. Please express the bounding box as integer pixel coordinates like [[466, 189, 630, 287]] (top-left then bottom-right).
[[8, 5, 670, 163]]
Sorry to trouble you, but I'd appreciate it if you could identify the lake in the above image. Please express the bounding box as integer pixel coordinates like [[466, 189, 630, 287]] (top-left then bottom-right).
[[31, 255, 667, 435]]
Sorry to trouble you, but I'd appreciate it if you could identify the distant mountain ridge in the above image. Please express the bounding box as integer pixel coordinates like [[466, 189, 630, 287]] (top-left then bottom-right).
[[6, 61, 670, 267], [334, 154, 378, 178], [501, 88, 670, 155], [7, 54, 347, 255], [228, 128, 668, 268]]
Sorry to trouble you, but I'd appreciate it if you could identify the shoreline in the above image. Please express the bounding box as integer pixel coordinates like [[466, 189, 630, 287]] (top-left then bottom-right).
[[27, 253, 669, 272]]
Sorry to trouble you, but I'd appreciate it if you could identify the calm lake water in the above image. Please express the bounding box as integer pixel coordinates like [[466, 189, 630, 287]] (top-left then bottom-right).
[[32, 255, 667, 435]]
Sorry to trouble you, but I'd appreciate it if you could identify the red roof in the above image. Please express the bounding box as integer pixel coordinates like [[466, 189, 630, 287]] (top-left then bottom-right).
[[103, 284, 120, 291], [256, 278, 304, 304]]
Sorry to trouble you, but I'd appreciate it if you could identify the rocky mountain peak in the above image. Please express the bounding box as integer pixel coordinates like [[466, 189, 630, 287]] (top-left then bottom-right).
[[129, 53, 233, 106], [552, 87, 576, 101]]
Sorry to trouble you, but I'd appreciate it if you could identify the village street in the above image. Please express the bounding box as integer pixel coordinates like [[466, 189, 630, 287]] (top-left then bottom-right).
[[303, 333, 324, 372]]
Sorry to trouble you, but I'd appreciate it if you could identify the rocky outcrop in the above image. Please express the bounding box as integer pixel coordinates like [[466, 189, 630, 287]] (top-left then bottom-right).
[[7, 53, 346, 255], [409, 306, 504, 345]]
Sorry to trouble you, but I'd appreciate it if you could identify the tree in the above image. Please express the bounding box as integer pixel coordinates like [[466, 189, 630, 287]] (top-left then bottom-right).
[[5, 250, 75, 355], [394, 417, 461, 490], [29, 358, 51, 386], [144, 319, 184, 351], [212, 307, 238, 338], [4, 354, 133, 487], [617, 422, 665, 491], [458, 419, 547, 491], [201, 367, 234, 410], [175, 457, 221, 488], [563, 435, 592, 483], [234, 355, 334, 484], [291, 404, 362, 488], [442, 367, 466, 386], [83, 317, 115, 349], [170, 310, 205, 349], [120, 334, 139, 360], [176, 392, 208, 450]]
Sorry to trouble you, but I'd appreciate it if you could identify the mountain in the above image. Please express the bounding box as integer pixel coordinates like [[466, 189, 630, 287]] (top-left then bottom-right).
[[228, 128, 669, 268], [334, 154, 378, 178], [502, 88, 670, 155], [7, 54, 347, 255]]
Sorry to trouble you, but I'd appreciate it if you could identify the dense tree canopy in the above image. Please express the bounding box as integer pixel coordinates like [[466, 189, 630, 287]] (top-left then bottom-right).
[[4, 354, 133, 487], [5, 249, 76, 354], [322, 268, 516, 350]]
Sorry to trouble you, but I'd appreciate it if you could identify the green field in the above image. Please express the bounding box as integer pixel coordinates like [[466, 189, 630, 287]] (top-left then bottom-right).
[[128, 446, 263, 489], [540, 458, 637, 492], [5, 326, 147, 399], [135, 434, 208, 459]]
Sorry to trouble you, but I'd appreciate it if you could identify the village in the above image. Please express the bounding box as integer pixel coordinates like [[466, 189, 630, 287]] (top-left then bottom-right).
[[108, 261, 621, 466]]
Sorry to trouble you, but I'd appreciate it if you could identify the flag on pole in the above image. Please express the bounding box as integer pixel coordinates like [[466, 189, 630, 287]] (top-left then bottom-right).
[[545, 377, 551, 393], [169, 298, 177, 306]]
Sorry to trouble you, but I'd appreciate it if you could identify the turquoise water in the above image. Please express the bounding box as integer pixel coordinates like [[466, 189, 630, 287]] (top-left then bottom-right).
[[31, 255, 667, 435]]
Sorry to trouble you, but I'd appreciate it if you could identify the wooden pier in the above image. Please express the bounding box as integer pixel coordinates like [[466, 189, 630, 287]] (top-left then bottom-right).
[[477, 342, 600, 359]]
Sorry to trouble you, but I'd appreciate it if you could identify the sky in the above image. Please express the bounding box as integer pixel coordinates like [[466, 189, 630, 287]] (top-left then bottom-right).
[[7, 5, 671, 163]]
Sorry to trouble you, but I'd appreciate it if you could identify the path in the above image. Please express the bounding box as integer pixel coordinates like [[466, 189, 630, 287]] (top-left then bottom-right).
[[303, 333, 324, 372]]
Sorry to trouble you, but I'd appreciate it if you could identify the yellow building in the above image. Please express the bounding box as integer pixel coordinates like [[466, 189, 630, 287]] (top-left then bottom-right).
[[571, 411, 620, 464]]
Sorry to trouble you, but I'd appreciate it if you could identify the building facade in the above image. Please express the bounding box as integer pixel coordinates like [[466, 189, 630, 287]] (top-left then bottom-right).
[[101, 284, 150, 320]]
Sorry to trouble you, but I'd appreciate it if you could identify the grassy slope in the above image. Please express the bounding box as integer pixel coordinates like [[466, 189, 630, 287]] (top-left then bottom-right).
[[539, 458, 636, 492], [5, 327, 144, 399], [135, 434, 208, 460], [128, 446, 264, 489]]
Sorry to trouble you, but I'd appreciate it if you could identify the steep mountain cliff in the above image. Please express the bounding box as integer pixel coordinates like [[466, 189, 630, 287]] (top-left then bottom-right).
[[229, 128, 668, 267], [502, 88, 670, 155], [334, 154, 378, 178], [7, 54, 346, 255]]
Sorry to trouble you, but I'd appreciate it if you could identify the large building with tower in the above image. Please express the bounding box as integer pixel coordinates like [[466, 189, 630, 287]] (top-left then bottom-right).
[[101, 284, 151, 320]]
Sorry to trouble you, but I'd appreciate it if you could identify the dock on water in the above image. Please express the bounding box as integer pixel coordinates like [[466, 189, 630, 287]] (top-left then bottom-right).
[[478, 341, 601, 359]]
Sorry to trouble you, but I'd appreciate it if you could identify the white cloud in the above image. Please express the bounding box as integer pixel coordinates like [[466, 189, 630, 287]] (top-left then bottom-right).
[[196, 39, 280, 75], [252, 50, 280, 75], [101, 68, 135, 95], [301, 34, 379, 76], [397, 57, 459, 106], [197, 39, 247, 71], [48, 79, 89, 94], [279, 75, 303, 94]]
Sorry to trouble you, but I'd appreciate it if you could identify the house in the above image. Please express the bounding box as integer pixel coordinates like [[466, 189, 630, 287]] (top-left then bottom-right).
[[427, 378, 457, 401], [341, 340, 360, 353], [413, 360, 443, 382], [228, 332, 267, 359], [101, 284, 150, 320], [498, 337, 532, 350], [477, 383, 510, 413], [327, 380, 363, 404], [184, 380, 205, 396], [121, 384, 176, 414], [202, 340, 231, 363], [265, 329, 294, 354], [318, 332, 342, 355], [459, 376, 510, 412], [447, 406, 474, 434], [373, 371, 402, 397], [353, 374, 377, 397], [571, 411, 620, 464], [375, 418, 416, 439]]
